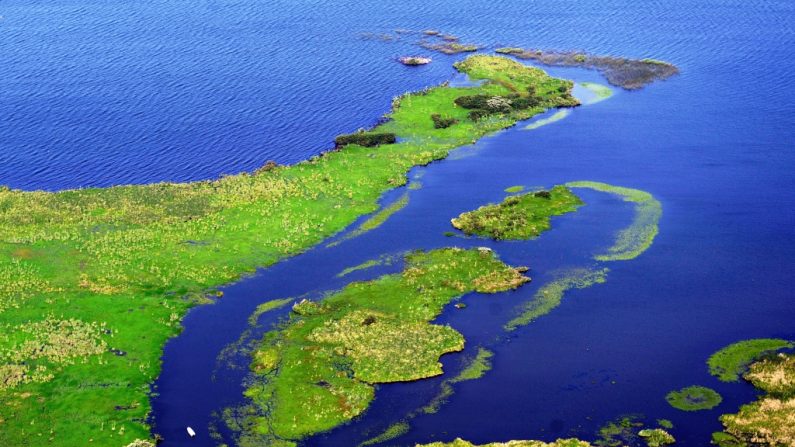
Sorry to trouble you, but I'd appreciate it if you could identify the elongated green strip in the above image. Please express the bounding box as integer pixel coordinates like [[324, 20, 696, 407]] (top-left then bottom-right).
[[328, 192, 409, 247], [525, 109, 571, 130], [505, 267, 609, 331], [566, 181, 661, 261]]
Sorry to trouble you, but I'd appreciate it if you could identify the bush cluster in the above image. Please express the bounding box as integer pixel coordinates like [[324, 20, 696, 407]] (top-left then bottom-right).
[[334, 132, 396, 147], [431, 114, 458, 129]]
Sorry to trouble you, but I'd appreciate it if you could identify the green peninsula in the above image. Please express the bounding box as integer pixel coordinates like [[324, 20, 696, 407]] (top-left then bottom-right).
[[236, 248, 529, 443], [0, 55, 575, 446]]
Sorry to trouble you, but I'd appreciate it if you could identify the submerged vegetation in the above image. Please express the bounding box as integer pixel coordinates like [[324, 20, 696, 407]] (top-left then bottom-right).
[[707, 338, 793, 382], [665, 386, 723, 411], [566, 181, 661, 261], [235, 248, 528, 443], [495, 48, 678, 90], [0, 55, 578, 446], [579, 82, 614, 105], [525, 109, 572, 130], [505, 267, 609, 331], [421, 41, 480, 55], [451, 185, 583, 240]]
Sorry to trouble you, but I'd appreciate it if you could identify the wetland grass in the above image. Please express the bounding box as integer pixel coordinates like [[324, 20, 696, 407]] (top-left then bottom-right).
[[707, 338, 793, 382], [451, 185, 583, 240], [665, 386, 723, 411], [0, 54, 577, 446], [236, 248, 529, 442]]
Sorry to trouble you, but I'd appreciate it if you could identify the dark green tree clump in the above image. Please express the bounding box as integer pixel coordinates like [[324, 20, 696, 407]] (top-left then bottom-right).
[[334, 132, 397, 148], [431, 114, 459, 129]]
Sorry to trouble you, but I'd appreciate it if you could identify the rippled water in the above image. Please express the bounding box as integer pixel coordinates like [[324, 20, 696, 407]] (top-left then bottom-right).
[[4, 0, 795, 446]]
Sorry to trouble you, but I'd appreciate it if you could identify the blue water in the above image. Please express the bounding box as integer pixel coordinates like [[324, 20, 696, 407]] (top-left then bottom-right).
[[3, 0, 795, 446]]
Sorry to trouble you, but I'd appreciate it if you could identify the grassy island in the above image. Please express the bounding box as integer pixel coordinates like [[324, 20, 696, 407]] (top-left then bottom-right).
[[233, 248, 528, 444], [451, 185, 583, 240], [715, 353, 795, 446], [0, 55, 575, 446], [665, 386, 723, 411]]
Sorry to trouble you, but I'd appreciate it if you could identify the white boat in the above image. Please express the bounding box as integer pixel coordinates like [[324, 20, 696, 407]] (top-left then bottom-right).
[[187, 426, 196, 437]]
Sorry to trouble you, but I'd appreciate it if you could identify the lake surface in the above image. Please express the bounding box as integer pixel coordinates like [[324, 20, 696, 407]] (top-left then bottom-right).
[[2, 0, 795, 446]]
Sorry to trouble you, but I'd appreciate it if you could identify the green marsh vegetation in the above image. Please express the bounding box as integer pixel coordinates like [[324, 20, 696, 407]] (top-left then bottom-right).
[[450, 185, 583, 240], [494, 48, 678, 90], [504, 185, 525, 193], [707, 338, 793, 382], [665, 386, 723, 411], [235, 248, 528, 443], [327, 192, 410, 247], [638, 429, 676, 447], [0, 55, 576, 446], [715, 352, 795, 447], [566, 181, 662, 261], [504, 267, 609, 331]]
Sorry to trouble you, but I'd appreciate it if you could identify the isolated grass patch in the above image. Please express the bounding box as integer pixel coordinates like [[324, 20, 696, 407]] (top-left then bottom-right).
[[0, 55, 575, 446], [451, 185, 583, 240], [505, 267, 608, 331], [638, 429, 675, 447], [359, 421, 410, 446], [566, 181, 661, 261], [708, 338, 793, 382], [236, 248, 528, 442], [666, 386, 722, 411], [504, 185, 525, 193]]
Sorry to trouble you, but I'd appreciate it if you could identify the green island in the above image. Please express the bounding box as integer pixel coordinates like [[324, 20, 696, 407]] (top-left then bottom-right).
[[566, 181, 662, 261], [665, 386, 723, 411], [450, 185, 583, 239], [707, 338, 793, 382], [0, 54, 577, 446], [714, 352, 795, 446], [233, 248, 529, 445], [495, 48, 678, 90]]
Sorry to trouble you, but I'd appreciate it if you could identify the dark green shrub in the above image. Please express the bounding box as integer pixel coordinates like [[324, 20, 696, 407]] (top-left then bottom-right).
[[534, 190, 551, 199], [334, 132, 397, 148], [431, 114, 459, 129], [510, 96, 540, 110], [467, 109, 489, 121], [454, 94, 492, 109]]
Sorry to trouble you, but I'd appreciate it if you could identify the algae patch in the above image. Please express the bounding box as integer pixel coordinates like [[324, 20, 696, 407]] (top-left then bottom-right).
[[666, 386, 723, 411], [566, 181, 661, 261], [578, 82, 614, 105], [505, 267, 609, 331], [525, 109, 572, 130]]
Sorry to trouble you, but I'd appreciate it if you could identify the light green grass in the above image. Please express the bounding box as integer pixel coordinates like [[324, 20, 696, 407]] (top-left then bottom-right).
[[0, 55, 576, 446], [328, 192, 409, 247], [417, 439, 593, 447], [505, 185, 525, 193], [505, 267, 609, 331], [708, 339, 793, 382], [566, 181, 661, 261], [358, 421, 410, 446], [237, 248, 529, 442]]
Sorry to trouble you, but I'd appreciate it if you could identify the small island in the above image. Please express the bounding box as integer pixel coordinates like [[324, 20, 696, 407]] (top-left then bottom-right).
[[451, 185, 583, 240]]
